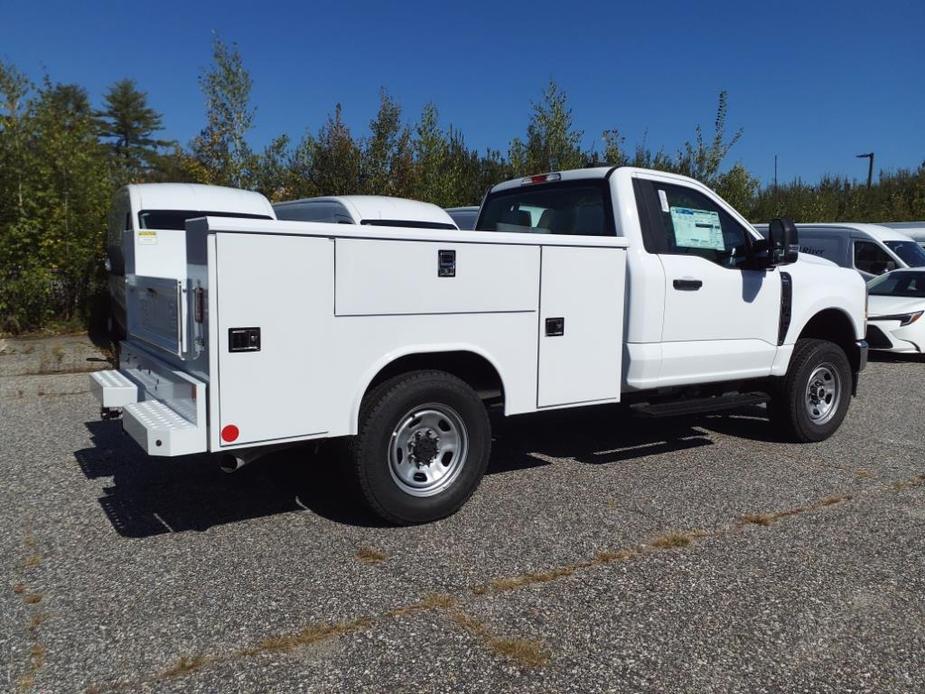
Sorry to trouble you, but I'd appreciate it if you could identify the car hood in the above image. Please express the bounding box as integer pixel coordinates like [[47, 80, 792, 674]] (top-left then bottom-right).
[[868, 294, 925, 318], [796, 252, 837, 268]]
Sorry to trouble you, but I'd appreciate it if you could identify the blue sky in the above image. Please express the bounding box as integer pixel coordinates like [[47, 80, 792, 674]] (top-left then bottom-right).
[[2, 0, 923, 185]]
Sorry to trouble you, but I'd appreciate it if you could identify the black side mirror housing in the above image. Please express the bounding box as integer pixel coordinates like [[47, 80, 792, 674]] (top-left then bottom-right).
[[768, 217, 799, 266]]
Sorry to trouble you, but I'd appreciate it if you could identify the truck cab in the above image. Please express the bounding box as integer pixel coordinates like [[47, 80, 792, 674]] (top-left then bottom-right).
[[477, 168, 867, 392]]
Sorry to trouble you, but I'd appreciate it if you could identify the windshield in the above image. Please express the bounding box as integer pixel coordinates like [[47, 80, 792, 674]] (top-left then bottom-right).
[[138, 210, 272, 230], [476, 182, 612, 236], [883, 240, 925, 267], [868, 271, 925, 297]]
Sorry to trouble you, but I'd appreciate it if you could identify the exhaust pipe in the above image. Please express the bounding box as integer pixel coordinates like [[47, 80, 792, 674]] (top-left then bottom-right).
[[217, 442, 299, 473], [219, 454, 246, 473]]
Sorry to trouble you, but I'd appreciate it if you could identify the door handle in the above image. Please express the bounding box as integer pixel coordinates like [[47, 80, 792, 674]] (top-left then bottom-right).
[[673, 279, 703, 291]]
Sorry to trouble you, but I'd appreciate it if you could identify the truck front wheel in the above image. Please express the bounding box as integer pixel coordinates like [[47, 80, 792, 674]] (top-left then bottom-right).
[[769, 338, 852, 443], [351, 370, 491, 525]]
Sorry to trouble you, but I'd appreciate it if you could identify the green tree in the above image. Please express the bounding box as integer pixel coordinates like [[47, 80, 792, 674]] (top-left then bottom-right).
[[0, 76, 111, 331], [251, 134, 291, 201], [411, 103, 452, 205], [362, 90, 414, 196], [600, 128, 628, 167], [0, 62, 32, 225], [509, 81, 586, 176], [191, 37, 255, 187], [97, 79, 170, 184], [715, 163, 760, 215], [307, 104, 363, 196], [676, 90, 742, 185]]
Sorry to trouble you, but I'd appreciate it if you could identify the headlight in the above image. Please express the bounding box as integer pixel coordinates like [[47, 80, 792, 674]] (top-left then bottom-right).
[[870, 311, 924, 326]]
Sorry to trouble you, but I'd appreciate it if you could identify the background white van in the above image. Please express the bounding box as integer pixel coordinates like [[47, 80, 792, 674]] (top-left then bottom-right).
[[754, 223, 925, 280], [107, 183, 275, 339]]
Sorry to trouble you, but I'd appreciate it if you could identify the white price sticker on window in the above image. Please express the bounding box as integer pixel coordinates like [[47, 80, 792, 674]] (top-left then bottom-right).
[[669, 206, 724, 251]]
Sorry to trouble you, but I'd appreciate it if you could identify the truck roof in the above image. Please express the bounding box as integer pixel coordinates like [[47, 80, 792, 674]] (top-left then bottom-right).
[[488, 167, 616, 193], [778, 223, 917, 243], [125, 183, 275, 218], [487, 166, 740, 194], [274, 195, 456, 227]]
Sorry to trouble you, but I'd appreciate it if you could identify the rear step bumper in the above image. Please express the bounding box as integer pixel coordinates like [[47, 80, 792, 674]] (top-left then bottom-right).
[[633, 392, 769, 418], [89, 369, 138, 408], [88, 342, 208, 456]]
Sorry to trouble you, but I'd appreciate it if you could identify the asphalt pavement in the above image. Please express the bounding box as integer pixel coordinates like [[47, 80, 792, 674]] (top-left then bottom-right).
[[2, 349, 924, 693]]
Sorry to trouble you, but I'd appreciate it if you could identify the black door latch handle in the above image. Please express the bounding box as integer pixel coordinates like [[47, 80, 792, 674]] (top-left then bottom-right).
[[673, 279, 703, 291], [545, 317, 565, 336], [438, 249, 456, 277]]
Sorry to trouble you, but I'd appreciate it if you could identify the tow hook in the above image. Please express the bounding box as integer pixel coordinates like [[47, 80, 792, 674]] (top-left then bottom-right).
[[101, 407, 122, 420]]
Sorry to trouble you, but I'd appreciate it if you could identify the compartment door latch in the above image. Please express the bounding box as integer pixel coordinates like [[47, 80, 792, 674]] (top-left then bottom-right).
[[545, 317, 565, 337], [438, 249, 456, 277], [228, 327, 261, 352]]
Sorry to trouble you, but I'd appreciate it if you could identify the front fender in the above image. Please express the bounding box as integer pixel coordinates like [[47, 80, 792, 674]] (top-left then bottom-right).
[[784, 264, 867, 345]]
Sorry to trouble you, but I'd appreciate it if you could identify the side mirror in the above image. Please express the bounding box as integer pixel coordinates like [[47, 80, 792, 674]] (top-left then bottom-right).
[[885, 261, 896, 273], [768, 217, 799, 266]]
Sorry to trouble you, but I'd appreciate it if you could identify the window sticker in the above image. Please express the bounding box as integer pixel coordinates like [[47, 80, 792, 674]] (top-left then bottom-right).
[[669, 206, 724, 251], [137, 230, 158, 245], [658, 189, 670, 213]]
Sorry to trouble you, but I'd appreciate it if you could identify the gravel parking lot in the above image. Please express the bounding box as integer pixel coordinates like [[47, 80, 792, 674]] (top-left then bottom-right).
[[2, 351, 924, 693]]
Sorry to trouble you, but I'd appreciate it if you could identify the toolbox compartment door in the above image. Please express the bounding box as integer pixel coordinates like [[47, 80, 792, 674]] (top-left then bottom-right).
[[334, 238, 539, 316], [215, 233, 334, 447], [537, 246, 626, 408]]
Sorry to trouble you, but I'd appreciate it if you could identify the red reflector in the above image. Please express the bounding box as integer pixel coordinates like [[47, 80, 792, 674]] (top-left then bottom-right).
[[530, 175, 547, 184], [221, 425, 239, 443]]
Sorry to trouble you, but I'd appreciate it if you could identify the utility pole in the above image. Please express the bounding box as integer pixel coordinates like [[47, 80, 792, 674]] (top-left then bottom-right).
[[856, 152, 874, 189], [773, 154, 778, 191]]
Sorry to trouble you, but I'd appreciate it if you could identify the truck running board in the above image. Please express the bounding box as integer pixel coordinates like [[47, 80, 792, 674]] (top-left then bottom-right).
[[632, 392, 769, 418]]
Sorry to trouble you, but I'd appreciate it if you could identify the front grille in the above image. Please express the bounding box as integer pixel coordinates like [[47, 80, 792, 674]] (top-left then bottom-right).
[[866, 324, 893, 349]]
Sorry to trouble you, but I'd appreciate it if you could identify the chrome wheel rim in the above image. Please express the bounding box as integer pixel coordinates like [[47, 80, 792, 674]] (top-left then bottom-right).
[[805, 363, 841, 425], [388, 403, 468, 497]]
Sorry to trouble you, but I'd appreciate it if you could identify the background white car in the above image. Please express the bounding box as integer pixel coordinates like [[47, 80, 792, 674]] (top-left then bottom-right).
[[866, 269, 925, 354], [274, 196, 458, 229]]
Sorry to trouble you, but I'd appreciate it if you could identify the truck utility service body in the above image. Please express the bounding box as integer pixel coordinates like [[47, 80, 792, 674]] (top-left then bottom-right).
[[92, 167, 868, 524]]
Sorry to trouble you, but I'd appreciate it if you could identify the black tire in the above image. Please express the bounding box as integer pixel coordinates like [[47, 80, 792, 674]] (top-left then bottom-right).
[[769, 338, 852, 443], [350, 370, 491, 525]]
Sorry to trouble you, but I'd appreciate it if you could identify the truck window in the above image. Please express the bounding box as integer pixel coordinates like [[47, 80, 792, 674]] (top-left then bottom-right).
[[854, 240, 894, 274], [476, 182, 613, 236], [274, 202, 344, 223], [138, 210, 273, 229], [634, 179, 751, 269]]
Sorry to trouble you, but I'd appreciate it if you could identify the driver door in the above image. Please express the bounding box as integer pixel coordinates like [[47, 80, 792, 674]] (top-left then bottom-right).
[[634, 177, 781, 385]]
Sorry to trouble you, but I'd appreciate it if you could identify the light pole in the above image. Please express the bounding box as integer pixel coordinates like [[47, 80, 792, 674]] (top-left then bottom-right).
[[856, 152, 874, 189]]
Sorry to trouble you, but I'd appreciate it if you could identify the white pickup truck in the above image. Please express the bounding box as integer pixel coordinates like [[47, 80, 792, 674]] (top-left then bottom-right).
[[90, 167, 868, 524]]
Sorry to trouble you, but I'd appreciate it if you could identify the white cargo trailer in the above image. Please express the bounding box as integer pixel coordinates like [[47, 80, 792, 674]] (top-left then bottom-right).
[[91, 167, 869, 524]]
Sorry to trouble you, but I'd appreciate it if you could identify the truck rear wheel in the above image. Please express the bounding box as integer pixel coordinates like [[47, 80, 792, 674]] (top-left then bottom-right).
[[769, 338, 851, 443], [351, 370, 491, 525]]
